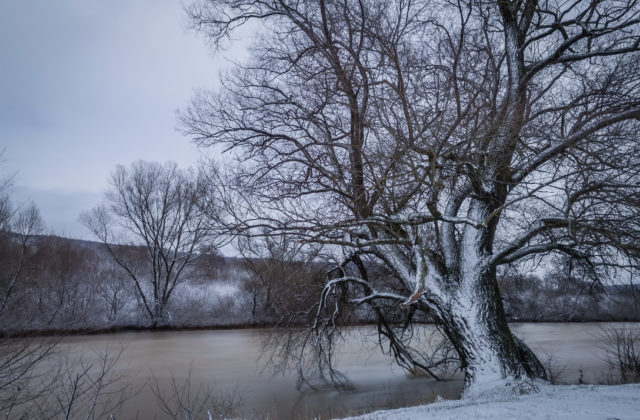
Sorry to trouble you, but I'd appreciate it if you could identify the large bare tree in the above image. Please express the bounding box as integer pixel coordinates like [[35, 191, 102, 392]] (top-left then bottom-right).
[[182, 0, 640, 393], [82, 161, 221, 327]]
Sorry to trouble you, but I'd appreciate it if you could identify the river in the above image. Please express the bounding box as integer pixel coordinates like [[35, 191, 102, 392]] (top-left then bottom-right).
[[52, 323, 625, 419]]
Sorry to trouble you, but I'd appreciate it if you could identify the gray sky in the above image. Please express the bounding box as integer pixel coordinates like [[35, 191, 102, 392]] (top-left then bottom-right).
[[0, 0, 247, 239]]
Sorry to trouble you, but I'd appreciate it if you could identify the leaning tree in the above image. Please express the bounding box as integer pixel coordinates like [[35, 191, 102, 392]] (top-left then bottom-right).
[[182, 0, 640, 393]]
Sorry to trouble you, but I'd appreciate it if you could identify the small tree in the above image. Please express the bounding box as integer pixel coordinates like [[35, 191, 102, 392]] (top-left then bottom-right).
[[0, 155, 45, 318], [82, 161, 221, 327], [96, 266, 131, 324], [0, 163, 58, 415], [27, 236, 97, 329], [0, 202, 44, 318], [238, 233, 324, 323]]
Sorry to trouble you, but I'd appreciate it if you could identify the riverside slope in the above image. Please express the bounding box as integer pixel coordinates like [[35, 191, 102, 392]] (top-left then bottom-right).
[[340, 383, 640, 419]]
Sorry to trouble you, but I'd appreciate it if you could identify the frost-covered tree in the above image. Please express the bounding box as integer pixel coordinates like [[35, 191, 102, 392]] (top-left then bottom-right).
[[182, 0, 640, 393], [82, 161, 221, 327], [0, 202, 44, 317], [238, 233, 324, 323]]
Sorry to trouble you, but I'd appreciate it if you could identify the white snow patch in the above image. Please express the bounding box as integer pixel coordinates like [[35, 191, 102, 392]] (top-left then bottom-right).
[[338, 383, 640, 419]]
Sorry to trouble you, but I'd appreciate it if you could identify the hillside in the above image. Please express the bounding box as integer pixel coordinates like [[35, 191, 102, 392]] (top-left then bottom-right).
[[1, 233, 639, 335]]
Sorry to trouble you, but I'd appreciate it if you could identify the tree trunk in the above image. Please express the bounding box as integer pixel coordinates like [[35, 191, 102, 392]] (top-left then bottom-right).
[[151, 300, 164, 328], [434, 200, 546, 394], [435, 269, 546, 395]]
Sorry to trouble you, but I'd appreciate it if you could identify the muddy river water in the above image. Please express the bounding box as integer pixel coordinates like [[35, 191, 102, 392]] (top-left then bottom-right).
[[54, 323, 626, 419]]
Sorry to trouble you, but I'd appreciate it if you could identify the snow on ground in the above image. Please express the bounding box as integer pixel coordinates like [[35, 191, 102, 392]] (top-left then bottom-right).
[[339, 383, 640, 419]]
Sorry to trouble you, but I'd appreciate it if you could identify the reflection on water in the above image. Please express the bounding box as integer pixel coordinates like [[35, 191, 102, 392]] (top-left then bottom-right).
[[53, 323, 623, 419]]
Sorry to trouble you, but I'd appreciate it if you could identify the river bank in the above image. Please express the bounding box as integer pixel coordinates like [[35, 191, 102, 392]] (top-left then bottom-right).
[[3, 319, 638, 339], [340, 383, 640, 419]]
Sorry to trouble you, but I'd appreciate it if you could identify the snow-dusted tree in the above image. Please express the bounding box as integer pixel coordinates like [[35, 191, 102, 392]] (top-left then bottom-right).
[[182, 0, 640, 393], [82, 161, 221, 327], [0, 169, 58, 415], [237, 233, 324, 322], [0, 182, 11, 233], [0, 202, 44, 317]]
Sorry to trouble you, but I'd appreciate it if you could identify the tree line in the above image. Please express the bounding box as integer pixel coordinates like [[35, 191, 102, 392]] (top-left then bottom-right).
[[0, 205, 638, 334]]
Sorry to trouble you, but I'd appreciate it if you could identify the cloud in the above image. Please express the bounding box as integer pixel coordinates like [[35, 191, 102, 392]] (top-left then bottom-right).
[[0, 0, 250, 238], [12, 185, 103, 239], [0, 0, 246, 192]]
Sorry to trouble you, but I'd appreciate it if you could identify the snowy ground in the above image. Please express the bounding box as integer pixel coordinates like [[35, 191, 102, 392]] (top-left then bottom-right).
[[339, 383, 640, 419]]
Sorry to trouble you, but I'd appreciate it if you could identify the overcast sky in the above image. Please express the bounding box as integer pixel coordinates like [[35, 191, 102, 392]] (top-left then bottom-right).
[[0, 1, 248, 239]]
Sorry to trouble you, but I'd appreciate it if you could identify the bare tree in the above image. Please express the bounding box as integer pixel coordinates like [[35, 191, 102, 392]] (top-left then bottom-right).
[[0, 203, 44, 320], [0, 336, 59, 416], [26, 236, 97, 329], [150, 366, 242, 420], [0, 190, 11, 235], [81, 161, 222, 327], [0, 149, 14, 232], [96, 266, 131, 324], [0, 167, 59, 416], [183, 0, 640, 393], [237, 233, 324, 323], [0, 151, 45, 319], [12, 346, 136, 420], [599, 324, 640, 383]]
